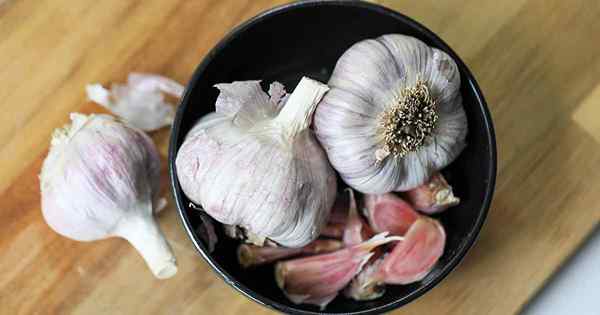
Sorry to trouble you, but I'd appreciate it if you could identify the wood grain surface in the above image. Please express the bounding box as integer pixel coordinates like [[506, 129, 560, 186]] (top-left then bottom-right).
[[1, 1, 599, 314]]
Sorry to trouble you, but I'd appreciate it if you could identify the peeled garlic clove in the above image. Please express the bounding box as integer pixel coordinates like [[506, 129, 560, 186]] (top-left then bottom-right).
[[364, 193, 420, 236], [320, 222, 345, 239], [404, 172, 460, 214], [86, 73, 183, 131], [275, 233, 401, 309], [314, 34, 468, 193], [40, 113, 177, 279], [379, 217, 446, 284], [344, 257, 386, 301], [176, 77, 336, 247], [343, 189, 373, 246], [238, 239, 342, 268]]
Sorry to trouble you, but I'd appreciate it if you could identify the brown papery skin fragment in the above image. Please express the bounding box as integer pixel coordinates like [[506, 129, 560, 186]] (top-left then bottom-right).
[[237, 239, 343, 268]]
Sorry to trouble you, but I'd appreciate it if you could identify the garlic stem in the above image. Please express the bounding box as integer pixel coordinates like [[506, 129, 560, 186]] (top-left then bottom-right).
[[274, 77, 329, 137], [115, 214, 177, 279]]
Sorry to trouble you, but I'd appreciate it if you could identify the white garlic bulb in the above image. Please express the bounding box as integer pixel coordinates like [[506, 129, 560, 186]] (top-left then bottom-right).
[[314, 34, 468, 193], [40, 113, 177, 279], [86, 73, 184, 131], [176, 77, 336, 248]]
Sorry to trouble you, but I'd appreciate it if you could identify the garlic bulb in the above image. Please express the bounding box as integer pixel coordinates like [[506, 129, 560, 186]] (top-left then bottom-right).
[[86, 73, 184, 131], [40, 113, 177, 279], [275, 232, 401, 309], [379, 217, 446, 284], [176, 77, 336, 247], [314, 34, 468, 193]]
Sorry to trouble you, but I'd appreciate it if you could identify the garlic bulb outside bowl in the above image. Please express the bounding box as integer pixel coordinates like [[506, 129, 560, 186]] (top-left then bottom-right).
[[41, 113, 177, 279], [169, 1, 496, 314]]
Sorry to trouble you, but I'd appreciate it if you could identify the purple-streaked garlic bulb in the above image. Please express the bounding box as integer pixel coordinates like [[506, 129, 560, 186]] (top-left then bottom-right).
[[40, 113, 177, 279], [314, 34, 468, 193], [176, 77, 337, 248]]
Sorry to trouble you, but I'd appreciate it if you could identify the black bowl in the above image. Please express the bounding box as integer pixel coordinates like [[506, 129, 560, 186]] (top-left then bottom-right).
[[169, 1, 496, 314]]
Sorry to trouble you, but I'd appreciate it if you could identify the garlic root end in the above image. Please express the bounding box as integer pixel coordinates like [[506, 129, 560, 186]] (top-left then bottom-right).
[[116, 214, 178, 279]]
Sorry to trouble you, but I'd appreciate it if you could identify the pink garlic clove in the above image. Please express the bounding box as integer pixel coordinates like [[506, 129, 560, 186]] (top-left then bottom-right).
[[363, 193, 420, 236], [344, 257, 386, 301], [275, 233, 401, 310], [238, 239, 343, 268], [320, 222, 345, 239], [403, 172, 460, 214], [343, 189, 374, 246], [379, 217, 446, 285]]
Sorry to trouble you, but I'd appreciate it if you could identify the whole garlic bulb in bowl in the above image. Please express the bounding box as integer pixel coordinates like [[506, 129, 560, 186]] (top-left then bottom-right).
[[314, 34, 468, 194]]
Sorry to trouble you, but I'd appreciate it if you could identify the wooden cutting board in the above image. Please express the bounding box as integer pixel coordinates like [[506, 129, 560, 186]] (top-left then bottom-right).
[[1, 1, 599, 314]]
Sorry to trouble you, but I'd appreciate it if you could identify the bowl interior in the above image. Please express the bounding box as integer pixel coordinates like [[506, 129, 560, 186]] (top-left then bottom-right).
[[169, 2, 496, 314]]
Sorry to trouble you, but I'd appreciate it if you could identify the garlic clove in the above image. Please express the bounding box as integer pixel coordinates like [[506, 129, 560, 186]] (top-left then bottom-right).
[[363, 193, 420, 236], [404, 172, 460, 214], [274, 232, 401, 309], [238, 239, 342, 268], [344, 257, 386, 301], [342, 189, 373, 246], [379, 217, 446, 284], [214, 80, 277, 127], [86, 73, 183, 131], [40, 113, 177, 279]]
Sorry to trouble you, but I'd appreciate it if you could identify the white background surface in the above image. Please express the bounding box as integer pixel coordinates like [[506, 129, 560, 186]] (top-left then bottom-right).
[[520, 227, 600, 315]]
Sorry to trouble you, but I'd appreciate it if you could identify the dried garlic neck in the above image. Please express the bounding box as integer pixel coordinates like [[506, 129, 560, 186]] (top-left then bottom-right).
[[376, 80, 438, 160], [274, 77, 329, 138]]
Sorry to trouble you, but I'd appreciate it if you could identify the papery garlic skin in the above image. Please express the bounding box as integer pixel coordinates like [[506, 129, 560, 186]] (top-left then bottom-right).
[[343, 189, 373, 246], [344, 257, 386, 301], [176, 77, 336, 248], [314, 34, 468, 193], [404, 172, 460, 214], [86, 73, 183, 131], [40, 113, 177, 279]]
